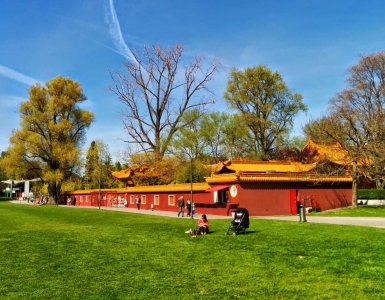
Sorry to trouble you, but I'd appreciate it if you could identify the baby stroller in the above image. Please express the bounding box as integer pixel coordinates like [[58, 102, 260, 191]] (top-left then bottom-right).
[[227, 208, 249, 235]]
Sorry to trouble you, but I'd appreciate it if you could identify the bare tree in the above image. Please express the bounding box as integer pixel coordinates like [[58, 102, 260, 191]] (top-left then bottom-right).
[[304, 51, 385, 206], [111, 44, 219, 160]]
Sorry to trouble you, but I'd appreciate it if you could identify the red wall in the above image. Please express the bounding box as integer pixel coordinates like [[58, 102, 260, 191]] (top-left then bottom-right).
[[298, 188, 352, 211], [237, 184, 292, 216], [235, 182, 352, 216], [72, 181, 352, 216]]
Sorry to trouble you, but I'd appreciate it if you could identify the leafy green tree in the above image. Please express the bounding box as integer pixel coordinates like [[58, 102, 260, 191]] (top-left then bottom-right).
[[224, 66, 307, 160], [200, 112, 229, 162], [0, 152, 8, 195], [175, 159, 210, 184], [1, 76, 94, 203], [84, 140, 115, 189], [170, 109, 207, 161], [222, 114, 255, 159], [84, 141, 99, 189]]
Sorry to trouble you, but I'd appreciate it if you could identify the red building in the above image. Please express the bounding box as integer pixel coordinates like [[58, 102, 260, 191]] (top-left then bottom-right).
[[69, 159, 352, 216]]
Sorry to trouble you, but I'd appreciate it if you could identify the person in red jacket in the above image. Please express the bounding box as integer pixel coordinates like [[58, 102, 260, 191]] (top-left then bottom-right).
[[198, 214, 209, 235]]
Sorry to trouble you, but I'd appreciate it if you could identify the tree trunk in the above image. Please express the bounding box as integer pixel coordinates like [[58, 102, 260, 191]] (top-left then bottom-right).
[[48, 182, 61, 205], [351, 163, 358, 208]]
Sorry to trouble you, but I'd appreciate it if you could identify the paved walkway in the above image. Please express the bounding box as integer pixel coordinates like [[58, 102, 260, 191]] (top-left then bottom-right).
[[10, 200, 385, 228], [10, 200, 230, 220]]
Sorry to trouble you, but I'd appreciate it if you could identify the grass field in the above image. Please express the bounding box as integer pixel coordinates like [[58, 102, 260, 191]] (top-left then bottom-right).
[[2, 202, 385, 299], [318, 206, 385, 217]]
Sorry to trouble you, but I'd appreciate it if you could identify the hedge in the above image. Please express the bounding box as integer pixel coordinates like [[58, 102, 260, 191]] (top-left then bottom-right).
[[358, 189, 385, 200]]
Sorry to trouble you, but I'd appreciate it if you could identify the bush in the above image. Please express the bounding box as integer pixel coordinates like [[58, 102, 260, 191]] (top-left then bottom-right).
[[358, 189, 385, 199]]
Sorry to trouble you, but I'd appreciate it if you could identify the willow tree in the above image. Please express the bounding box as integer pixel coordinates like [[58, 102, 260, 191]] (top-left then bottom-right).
[[2, 76, 94, 203], [224, 66, 307, 160], [304, 51, 385, 207], [111, 44, 219, 161]]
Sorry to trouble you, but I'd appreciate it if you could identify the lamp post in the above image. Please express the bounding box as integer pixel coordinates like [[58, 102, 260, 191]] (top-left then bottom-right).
[[98, 159, 102, 210], [190, 158, 194, 219]]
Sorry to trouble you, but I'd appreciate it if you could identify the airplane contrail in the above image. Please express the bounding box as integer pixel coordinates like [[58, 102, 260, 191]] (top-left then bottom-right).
[[107, 0, 138, 64], [0, 64, 41, 86]]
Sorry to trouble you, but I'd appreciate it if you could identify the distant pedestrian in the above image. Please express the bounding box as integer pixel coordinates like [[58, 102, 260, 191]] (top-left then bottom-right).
[[67, 197, 71, 206], [186, 200, 192, 217], [136, 196, 141, 210], [296, 199, 302, 214], [177, 196, 185, 217], [73, 196, 77, 206]]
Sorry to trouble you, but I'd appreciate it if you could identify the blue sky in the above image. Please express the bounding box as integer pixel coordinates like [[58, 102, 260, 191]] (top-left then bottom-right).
[[1, 0, 385, 161]]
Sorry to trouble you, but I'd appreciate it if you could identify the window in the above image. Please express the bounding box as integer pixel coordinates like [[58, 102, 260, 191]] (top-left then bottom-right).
[[130, 195, 135, 204], [154, 195, 159, 205], [217, 189, 228, 204], [141, 195, 146, 205], [168, 195, 175, 206]]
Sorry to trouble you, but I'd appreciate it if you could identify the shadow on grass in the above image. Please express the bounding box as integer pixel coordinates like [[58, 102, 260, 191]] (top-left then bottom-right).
[[224, 230, 259, 236], [0, 197, 12, 202], [209, 230, 259, 234]]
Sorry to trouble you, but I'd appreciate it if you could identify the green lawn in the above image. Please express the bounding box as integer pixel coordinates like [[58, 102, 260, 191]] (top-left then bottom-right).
[[318, 206, 385, 217], [1, 202, 385, 299]]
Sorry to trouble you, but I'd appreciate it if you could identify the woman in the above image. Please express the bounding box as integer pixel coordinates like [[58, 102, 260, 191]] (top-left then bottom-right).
[[198, 214, 209, 235]]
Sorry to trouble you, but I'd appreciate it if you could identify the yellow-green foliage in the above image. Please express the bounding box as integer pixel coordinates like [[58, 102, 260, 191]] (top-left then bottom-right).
[[3, 76, 94, 200]]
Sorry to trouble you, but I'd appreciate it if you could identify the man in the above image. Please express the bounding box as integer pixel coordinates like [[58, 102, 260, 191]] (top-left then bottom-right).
[[186, 200, 192, 217], [177, 196, 185, 217]]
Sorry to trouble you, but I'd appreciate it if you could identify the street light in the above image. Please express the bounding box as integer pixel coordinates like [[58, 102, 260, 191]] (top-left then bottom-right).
[[190, 158, 194, 219], [98, 158, 102, 210]]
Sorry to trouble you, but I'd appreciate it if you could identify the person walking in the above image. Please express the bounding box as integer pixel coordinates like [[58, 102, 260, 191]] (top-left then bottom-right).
[[186, 200, 192, 217], [177, 196, 185, 217], [136, 196, 141, 210]]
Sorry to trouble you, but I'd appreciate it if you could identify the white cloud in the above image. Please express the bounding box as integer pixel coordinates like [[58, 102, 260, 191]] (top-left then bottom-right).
[[106, 0, 138, 63], [0, 64, 41, 86]]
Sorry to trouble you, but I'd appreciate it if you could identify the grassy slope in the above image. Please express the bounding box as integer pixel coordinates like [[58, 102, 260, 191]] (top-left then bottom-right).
[[319, 206, 385, 217], [1, 202, 385, 299]]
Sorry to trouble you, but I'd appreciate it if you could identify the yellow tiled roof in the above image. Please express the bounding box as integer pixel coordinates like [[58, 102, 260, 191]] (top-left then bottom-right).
[[111, 169, 134, 180], [70, 183, 210, 195], [304, 139, 351, 165], [213, 160, 316, 174], [206, 173, 352, 183]]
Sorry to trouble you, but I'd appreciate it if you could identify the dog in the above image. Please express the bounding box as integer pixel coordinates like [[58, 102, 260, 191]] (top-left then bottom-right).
[[185, 228, 200, 237]]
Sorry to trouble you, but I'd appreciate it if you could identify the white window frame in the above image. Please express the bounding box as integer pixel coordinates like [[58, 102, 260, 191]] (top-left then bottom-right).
[[154, 195, 159, 206], [168, 195, 175, 206]]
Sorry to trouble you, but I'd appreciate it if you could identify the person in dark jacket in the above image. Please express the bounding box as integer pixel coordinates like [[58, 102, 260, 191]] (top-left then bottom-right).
[[177, 196, 185, 217]]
